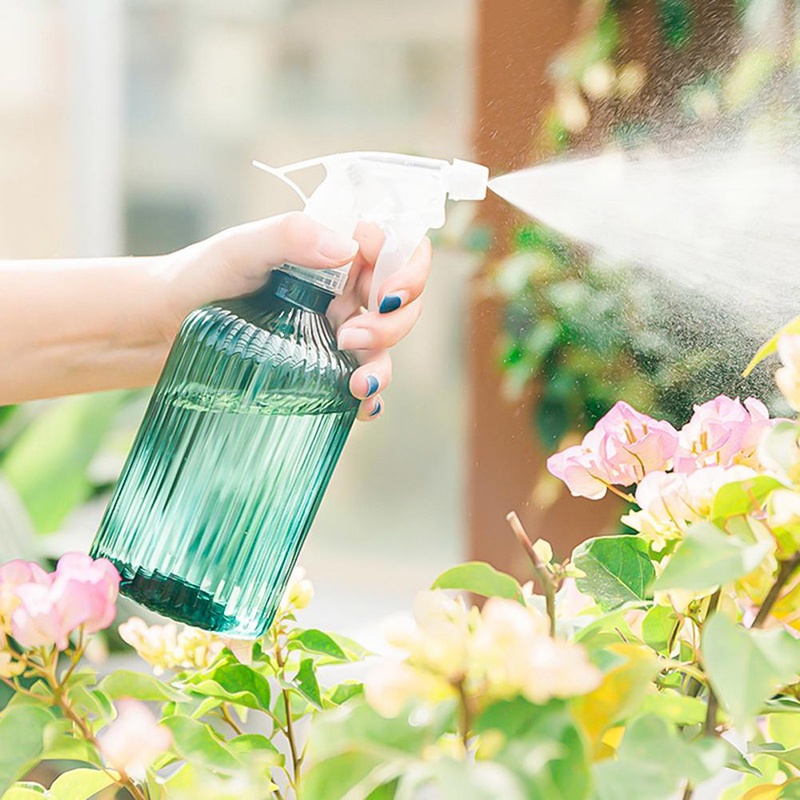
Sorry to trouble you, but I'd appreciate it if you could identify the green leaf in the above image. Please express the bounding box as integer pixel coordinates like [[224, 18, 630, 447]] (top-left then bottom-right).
[[1, 392, 126, 533], [190, 664, 271, 712], [642, 605, 679, 656], [572, 536, 655, 611], [161, 715, 240, 773], [432, 562, 524, 603], [703, 614, 800, 730], [41, 719, 100, 765], [307, 698, 454, 765], [477, 698, 590, 800], [48, 769, 116, 800], [304, 700, 456, 800], [760, 422, 800, 478], [288, 629, 348, 661], [640, 691, 707, 726], [654, 522, 770, 591], [228, 734, 280, 757], [100, 670, 183, 703], [0, 705, 53, 794], [68, 685, 114, 725], [325, 681, 364, 708], [1, 788, 48, 800], [396, 760, 526, 800], [744, 315, 800, 376], [593, 715, 726, 800], [712, 477, 784, 522], [293, 658, 322, 708], [303, 752, 406, 800]]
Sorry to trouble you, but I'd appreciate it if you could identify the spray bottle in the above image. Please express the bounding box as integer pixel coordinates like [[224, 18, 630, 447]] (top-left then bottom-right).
[[89, 152, 489, 638]]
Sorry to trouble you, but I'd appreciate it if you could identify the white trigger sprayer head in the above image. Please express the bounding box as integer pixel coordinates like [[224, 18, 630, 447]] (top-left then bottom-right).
[[253, 153, 489, 310]]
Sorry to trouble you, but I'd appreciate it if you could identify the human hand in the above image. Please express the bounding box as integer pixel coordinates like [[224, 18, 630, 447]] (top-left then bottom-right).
[[157, 213, 432, 421]]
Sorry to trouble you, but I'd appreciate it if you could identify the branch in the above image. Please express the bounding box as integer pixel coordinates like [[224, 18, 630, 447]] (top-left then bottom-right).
[[752, 553, 800, 629], [506, 512, 557, 637], [273, 638, 301, 790]]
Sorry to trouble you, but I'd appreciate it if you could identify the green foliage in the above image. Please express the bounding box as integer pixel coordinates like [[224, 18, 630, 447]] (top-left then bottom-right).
[[432, 562, 525, 603], [654, 522, 771, 591], [703, 614, 800, 730], [593, 715, 725, 799], [572, 536, 655, 610], [47, 769, 117, 800], [477, 699, 591, 800], [0, 705, 53, 794], [0, 393, 127, 533]]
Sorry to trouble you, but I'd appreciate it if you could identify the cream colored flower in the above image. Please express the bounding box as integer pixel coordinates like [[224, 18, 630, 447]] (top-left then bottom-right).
[[277, 567, 314, 617], [364, 660, 450, 718], [472, 598, 600, 703], [403, 590, 479, 681], [119, 617, 223, 675], [520, 637, 601, 703]]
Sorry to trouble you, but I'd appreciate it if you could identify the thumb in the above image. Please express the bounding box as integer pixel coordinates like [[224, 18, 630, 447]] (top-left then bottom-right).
[[210, 212, 359, 279]]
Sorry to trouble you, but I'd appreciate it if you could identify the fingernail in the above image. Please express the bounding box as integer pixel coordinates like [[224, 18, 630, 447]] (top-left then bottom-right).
[[369, 400, 382, 417], [338, 328, 373, 350], [318, 232, 359, 262], [365, 375, 380, 397], [379, 293, 405, 314]]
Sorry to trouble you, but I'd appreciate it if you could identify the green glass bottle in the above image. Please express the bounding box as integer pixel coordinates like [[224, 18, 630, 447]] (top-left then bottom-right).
[[90, 268, 358, 638]]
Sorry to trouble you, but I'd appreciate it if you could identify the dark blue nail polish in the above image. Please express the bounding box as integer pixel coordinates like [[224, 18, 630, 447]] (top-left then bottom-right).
[[365, 375, 380, 398], [379, 294, 402, 314], [369, 400, 382, 417]]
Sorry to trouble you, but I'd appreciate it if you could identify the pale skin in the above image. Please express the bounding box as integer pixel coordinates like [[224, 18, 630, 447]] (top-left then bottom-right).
[[0, 212, 431, 420]]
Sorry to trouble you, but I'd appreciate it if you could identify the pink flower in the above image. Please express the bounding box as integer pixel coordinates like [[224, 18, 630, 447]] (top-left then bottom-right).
[[0, 560, 50, 626], [11, 553, 119, 650], [594, 402, 679, 482], [52, 553, 120, 634], [98, 699, 172, 780], [547, 402, 678, 499], [676, 395, 774, 471], [546, 436, 611, 500]]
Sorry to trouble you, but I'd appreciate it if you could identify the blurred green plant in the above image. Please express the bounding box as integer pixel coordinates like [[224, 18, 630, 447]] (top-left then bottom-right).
[[0, 393, 141, 548]]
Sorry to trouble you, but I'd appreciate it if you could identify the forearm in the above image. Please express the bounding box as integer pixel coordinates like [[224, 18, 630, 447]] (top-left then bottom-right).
[[0, 256, 173, 403]]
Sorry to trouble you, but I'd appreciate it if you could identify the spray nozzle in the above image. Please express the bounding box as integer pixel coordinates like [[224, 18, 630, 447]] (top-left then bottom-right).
[[253, 152, 489, 308]]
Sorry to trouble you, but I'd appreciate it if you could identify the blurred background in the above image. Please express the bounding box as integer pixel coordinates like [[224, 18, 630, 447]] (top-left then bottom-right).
[[0, 0, 796, 644]]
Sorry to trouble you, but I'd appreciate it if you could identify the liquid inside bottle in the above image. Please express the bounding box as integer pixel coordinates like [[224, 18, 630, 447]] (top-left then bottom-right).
[[90, 269, 359, 638]]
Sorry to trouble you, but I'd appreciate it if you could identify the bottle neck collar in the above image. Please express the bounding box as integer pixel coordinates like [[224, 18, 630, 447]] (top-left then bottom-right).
[[265, 268, 335, 314]]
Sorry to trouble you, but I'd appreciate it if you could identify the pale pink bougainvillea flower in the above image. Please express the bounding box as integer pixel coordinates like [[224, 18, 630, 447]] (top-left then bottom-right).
[[676, 395, 774, 471], [776, 334, 800, 413], [624, 464, 758, 550], [547, 401, 678, 499], [98, 699, 172, 780], [0, 560, 49, 628], [11, 553, 119, 650]]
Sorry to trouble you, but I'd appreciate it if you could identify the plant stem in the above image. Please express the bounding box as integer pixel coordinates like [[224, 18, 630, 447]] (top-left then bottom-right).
[[455, 679, 472, 751], [753, 553, 800, 629], [506, 511, 557, 637], [604, 483, 636, 503], [681, 782, 694, 800], [703, 689, 719, 737], [274, 640, 301, 790], [54, 687, 148, 800], [220, 704, 244, 736]]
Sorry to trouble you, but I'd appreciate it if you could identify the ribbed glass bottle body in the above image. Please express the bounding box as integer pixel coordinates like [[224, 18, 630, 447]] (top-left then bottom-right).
[[90, 271, 358, 637]]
